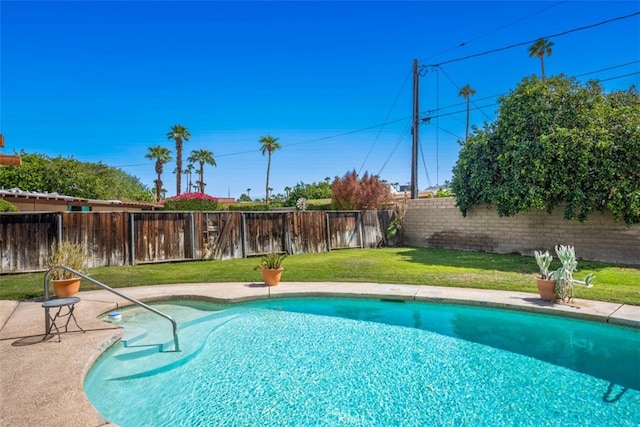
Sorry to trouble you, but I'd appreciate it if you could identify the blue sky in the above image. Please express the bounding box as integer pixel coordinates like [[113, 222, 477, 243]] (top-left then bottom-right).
[[1, 1, 638, 200]]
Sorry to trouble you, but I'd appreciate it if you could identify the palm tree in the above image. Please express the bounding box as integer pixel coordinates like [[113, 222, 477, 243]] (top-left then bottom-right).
[[188, 149, 217, 193], [166, 125, 191, 196], [528, 38, 554, 81], [259, 135, 281, 204], [144, 145, 172, 202], [458, 84, 477, 142], [183, 163, 195, 193]]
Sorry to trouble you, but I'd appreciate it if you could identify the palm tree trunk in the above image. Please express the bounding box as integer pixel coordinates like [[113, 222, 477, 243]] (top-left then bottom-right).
[[176, 138, 183, 196], [540, 57, 545, 81], [265, 153, 272, 204], [465, 97, 470, 142], [199, 163, 205, 193], [156, 174, 162, 201]]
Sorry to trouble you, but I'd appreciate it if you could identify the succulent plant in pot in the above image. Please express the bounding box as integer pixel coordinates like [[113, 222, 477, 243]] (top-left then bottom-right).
[[534, 249, 556, 301], [533, 245, 595, 303], [47, 240, 88, 297], [553, 245, 595, 303], [254, 252, 287, 286]]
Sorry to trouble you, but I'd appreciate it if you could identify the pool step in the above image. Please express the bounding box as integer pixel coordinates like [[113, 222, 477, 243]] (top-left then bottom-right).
[[121, 325, 147, 345], [105, 304, 227, 347], [105, 311, 241, 380], [120, 308, 230, 350]]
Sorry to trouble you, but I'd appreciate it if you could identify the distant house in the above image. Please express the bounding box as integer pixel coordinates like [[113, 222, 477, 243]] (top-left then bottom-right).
[[0, 188, 159, 212], [392, 185, 436, 200], [214, 197, 236, 206]]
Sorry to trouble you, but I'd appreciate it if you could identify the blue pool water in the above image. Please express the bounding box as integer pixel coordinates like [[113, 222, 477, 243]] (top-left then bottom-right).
[[84, 298, 640, 426]]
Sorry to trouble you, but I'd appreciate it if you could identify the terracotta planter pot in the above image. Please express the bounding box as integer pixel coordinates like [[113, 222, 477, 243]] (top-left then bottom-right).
[[536, 277, 556, 302], [52, 277, 81, 297], [261, 268, 283, 286]]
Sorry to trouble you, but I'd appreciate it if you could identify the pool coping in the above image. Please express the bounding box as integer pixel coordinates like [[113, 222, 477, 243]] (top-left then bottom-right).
[[1, 282, 639, 426]]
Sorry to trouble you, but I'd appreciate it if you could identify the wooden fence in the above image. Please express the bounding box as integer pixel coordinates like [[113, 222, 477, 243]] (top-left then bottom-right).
[[0, 210, 396, 273]]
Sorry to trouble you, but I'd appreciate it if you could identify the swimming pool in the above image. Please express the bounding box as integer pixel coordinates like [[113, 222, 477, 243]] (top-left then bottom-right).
[[85, 298, 640, 426]]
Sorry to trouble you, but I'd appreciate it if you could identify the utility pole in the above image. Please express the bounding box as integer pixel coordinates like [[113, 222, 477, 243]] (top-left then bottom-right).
[[411, 59, 419, 199]]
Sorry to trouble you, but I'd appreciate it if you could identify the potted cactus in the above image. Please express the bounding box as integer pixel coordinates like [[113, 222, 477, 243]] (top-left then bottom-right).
[[553, 245, 595, 303], [534, 249, 556, 301], [254, 252, 287, 286], [534, 245, 595, 302]]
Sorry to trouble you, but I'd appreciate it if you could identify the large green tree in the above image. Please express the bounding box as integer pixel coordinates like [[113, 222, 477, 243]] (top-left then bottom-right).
[[528, 38, 554, 81], [0, 152, 153, 202], [259, 135, 281, 204], [187, 149, 216, 193], [145, 145, 172, 201], [166, 125, 190, 196], [284, 180, 333, 206], [451, 75, 640, 225]]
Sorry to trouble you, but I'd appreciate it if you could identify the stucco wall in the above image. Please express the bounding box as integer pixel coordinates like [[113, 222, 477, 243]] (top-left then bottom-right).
[[403, 197, 640, 265]]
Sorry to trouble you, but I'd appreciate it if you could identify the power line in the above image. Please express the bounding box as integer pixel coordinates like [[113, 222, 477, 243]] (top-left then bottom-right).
[[432, 124, 465, 141], [418, 61, 638, 121], [423, 0, 569, 63], [116, 162, 150, 168], [434, 66, 494, 122], [422, 11, 640, 67], [416, 68, 638, 125], [117, 66, 636, 171], [418, 136, 431, 188], [376, 121, 412, 177], [114, 63, 638, 172], [421, 103, 498, 121], [599, 71, 640, 83], [214, 117, 412, 159], [358, 66, 412, 176], [573, 60, 640, 78], [420, 60, 640, 121]]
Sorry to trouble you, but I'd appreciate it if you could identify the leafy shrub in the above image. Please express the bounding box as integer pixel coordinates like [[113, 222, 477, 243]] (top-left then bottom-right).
[[451, 75, 640, 225], [161, 192, 221, 211], [0, 152, 154, 202], [435, 187, 452, 198], [0, 199, 18, 212], [228, 203, 271, 211], [307, 200, 332, 211], [284, 180, 333, 206], [332, 170, 393, 210]]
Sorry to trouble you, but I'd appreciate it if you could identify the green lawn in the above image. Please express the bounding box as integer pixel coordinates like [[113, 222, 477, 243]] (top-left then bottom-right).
[[1, 247, 639, 305]]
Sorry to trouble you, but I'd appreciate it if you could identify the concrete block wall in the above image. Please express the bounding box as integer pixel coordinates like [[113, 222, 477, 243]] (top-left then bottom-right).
[[403, 198, 640, 265]]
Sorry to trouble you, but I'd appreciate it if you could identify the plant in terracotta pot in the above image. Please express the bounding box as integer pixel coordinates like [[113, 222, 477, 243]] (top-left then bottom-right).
[[534, 249, 556, 301], [553, 245, 595, 303], [534, 245, 595, 303], [254, 252, 287, 286], [47, 240, 88, 297]]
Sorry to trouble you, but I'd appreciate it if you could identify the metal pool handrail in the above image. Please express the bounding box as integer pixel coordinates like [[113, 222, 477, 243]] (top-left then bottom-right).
[[44, 266, 180, 352]]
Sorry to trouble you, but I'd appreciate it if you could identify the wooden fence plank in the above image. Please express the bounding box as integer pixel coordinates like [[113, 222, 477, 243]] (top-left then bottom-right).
[[0, 212, 57, 272], [327, 211, 361, 249], [244, 212, 287, 256], [289, 211, 328, 254], [0, 210, 395, 272]]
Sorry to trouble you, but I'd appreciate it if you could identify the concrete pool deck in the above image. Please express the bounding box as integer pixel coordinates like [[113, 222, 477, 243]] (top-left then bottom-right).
[[1, 281, 639, 426]]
